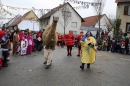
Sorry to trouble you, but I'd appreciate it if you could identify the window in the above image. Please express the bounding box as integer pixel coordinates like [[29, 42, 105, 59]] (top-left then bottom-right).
[[71, 30, 77, 36], [62, 11, 71, 17], [71, 22, 77, 28], [126, 23, 130, 32], [124, 6, 130, 15]]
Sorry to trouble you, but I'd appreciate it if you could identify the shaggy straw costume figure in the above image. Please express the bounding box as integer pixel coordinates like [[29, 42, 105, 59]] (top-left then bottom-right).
[[42, 16, 58, 69]]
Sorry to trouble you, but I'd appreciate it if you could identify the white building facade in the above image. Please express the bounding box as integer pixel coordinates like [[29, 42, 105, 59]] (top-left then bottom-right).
[[40, 3, 84, 36]]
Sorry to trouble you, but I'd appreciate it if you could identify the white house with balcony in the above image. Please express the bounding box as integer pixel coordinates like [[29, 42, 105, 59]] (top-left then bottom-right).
[[39, 2, 85, 36]]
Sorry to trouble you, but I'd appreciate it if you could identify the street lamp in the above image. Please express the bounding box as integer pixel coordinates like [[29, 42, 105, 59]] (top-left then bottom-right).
[[62, 8, 71, 35]]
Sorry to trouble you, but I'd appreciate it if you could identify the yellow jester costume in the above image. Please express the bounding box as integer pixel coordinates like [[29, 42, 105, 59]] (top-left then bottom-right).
[[80, 32, 97, 70], [81, 37, 96, 64]]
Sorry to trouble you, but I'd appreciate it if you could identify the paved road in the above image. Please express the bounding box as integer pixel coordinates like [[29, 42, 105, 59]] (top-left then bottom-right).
[[0, 46, 130, 86]]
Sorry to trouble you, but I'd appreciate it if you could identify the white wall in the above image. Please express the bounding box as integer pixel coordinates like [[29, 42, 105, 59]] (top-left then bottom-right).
[[95, 15, 111, 31], [18, 20, 40, 31], [48, 4, 82, 35], [91, 15, 114, 37], [8, 15, 21, 26]]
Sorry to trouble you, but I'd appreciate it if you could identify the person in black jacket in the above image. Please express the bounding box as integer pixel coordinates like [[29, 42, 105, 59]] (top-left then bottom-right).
[[1, 37, 9, 67], [125, 36, 129, 54]]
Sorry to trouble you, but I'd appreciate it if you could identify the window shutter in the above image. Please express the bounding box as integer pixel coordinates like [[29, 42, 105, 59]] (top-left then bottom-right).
[[128, 6, 130, 15], [124, 6, 128, 15]]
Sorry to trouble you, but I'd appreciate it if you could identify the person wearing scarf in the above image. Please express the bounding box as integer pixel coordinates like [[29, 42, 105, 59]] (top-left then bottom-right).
[[80, 31, 97, 70]]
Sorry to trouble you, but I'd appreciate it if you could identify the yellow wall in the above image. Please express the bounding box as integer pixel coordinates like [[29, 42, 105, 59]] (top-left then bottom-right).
[[24, 11, 38, 21], [117, 3, 130, 36]]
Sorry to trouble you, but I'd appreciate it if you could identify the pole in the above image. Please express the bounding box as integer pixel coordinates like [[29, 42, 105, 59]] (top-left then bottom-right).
[[98, 3, 101, 39], [33, 21, 34, 32]]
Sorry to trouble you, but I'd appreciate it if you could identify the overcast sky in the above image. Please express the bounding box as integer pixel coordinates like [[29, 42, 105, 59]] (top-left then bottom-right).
[[1, 0, 117, 23]]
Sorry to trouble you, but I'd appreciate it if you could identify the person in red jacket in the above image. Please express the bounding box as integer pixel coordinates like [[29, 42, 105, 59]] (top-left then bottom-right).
[[65, 30, 74, 56], [0, 29, 6, 43], [77, 31, 84, 56], [104, 30, 108, 38], [57, 33, 62, 46]]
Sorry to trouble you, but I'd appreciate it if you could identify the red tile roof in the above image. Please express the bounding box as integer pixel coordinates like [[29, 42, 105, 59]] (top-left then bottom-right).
[[81, 14, 105, 27], [115, 0, 130, 2]]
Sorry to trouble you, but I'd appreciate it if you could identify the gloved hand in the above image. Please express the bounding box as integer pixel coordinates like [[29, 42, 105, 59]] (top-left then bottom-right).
[[88, 43, 91, 46], [91, 43, 94, 47]]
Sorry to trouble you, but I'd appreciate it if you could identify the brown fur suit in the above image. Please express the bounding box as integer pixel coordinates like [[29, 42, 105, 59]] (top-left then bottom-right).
[[42, 16, 59, 69], [42, 17, 58, 50], [13, 32, 20, 55]]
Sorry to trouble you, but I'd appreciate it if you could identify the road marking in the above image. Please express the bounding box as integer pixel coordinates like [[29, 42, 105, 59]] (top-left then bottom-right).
[[120, 58, 130, 61]]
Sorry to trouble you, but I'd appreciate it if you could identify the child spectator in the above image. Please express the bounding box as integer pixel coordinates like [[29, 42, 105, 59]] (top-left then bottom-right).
[[121, 39, 125, 54], [20, 37, 27, 56]]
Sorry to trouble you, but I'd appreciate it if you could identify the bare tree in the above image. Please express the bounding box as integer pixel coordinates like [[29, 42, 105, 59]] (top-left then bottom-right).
[[59, 5, 72, 35], [40, 17, 49, 29], [104, 15, 115, 33], [0, 0, 8, 24], [93, 0, 106, 38]]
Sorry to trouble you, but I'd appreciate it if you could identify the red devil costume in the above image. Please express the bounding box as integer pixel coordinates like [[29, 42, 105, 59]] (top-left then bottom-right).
[[65, 30, 74, 56], [77, 31, 84, 56]]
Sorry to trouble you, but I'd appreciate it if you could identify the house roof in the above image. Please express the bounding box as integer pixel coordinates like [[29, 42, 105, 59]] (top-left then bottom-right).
[[23, 11, 31, 18], [9, 10, 38, 27], [8, 15, 23, 27], [39, 2, 85, 22], [115, 0, 130, 2], [81, 14, 105, 27], [23, 10, 39, 20]]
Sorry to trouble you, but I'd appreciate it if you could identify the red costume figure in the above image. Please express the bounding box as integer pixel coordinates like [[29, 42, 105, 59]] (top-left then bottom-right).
[[65, 30, 74, 56], [0, 29, 5, 42], [77, 31, 84, 56], [60, 35, 64, 47], [36, 30, 42, 39], [104, 30, 108, 38], [57, 33, 62, 46]]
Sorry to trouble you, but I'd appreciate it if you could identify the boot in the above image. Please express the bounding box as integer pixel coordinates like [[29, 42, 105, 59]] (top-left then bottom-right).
[[70, 50, 72, 56], [43, 61, 47, 64], [77, 50, 80, 56], [45, 65, 50, 69], [67, 50, 69, 56], [87, 64, 90, 68], [2, 64, 8, 67], [70, 53, 72, 56], [80, 63, 84, 70], [77, 54, 80, 57]]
